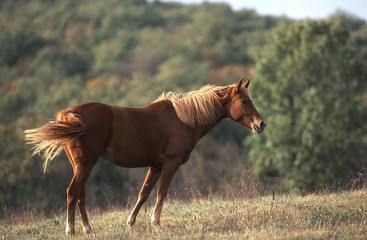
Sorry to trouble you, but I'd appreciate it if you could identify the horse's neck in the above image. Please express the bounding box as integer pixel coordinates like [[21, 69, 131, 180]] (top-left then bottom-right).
[[190, 108, 225, 140], [189, 90, 229, 140]]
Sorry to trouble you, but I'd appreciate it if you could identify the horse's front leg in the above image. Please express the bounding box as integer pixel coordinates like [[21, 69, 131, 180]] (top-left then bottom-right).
[[127, 167, 161, 226], [151, 161, 180, 226]]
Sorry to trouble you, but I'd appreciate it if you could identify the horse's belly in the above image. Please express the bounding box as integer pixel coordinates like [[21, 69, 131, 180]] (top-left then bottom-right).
[[101, 147, 158, 168]]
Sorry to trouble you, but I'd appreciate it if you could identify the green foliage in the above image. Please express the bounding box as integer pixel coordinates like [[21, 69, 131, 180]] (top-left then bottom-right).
[[91, 30, 138, 76], [155, 55, 211, 90], [249, 20, 367, 189], [29, 48, 88, 78], [0, 29, 44, 66]]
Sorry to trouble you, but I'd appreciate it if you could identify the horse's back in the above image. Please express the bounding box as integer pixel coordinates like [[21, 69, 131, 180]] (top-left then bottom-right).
[[71, 102, 112, 119]]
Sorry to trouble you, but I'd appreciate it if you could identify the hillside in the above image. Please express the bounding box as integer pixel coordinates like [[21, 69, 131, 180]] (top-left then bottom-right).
[[1, 190, 366, 239]]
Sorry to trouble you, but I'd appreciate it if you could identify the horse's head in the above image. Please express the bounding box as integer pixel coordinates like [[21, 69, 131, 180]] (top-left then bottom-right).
[[224, 78, 266, 134]]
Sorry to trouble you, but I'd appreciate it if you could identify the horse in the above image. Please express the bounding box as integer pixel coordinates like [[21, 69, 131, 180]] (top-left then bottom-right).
[[24, 78, 266, 234]]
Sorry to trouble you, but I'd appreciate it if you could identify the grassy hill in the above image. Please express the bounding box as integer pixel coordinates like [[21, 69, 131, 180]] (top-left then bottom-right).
[[1, 190, 366, 239]]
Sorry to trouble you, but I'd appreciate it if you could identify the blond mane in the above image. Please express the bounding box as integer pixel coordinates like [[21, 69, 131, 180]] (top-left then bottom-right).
[[155, 85, 231, 127]]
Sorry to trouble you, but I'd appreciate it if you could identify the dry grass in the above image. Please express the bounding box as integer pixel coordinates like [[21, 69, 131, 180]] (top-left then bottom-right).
[[1, 189, 366, 239]]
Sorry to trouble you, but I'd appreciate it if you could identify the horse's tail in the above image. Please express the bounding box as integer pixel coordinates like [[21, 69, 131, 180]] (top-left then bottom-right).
[[24, 109, 86, 172]]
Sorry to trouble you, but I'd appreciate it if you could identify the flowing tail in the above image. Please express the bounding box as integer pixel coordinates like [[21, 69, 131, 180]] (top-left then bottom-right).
[[24, 109, 86, 172]]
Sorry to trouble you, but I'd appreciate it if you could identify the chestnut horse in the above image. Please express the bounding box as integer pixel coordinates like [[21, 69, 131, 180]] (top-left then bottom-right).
[[25, 78, 266, 234]]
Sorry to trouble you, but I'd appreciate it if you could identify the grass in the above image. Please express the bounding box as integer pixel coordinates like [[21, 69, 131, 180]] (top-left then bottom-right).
[[1, 190, 366, 239]]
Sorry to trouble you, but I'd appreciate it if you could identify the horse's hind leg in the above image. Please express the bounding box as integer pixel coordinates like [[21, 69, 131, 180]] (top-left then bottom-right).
[[127, 167, 161, 226], [75, 166, 94, 234], [66, 164, 95, 234], [65, 146, 97, 235]]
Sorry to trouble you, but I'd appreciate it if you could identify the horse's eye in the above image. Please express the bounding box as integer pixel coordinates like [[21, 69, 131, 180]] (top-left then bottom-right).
[[241, 99, 246, 104]]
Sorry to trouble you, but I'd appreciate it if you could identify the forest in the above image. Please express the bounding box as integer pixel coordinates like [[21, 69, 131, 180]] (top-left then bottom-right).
[[0, 0, 366, 217]]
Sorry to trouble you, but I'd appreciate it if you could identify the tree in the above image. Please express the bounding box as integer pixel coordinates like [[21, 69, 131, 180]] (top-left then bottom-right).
[[248, 20, 367, 190], [0, 29, 44, 66]]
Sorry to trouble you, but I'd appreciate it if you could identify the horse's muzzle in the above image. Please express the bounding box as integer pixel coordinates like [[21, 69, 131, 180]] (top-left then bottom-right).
[[252, 120, 266, 134]]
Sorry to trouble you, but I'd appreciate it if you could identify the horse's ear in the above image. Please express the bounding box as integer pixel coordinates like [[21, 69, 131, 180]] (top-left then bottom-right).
[[235, 77, 243, 93], [243, 78, 250, 89]]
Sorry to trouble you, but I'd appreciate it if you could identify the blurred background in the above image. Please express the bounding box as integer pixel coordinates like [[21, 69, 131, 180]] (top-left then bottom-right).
[[0, 0, 366, 217]]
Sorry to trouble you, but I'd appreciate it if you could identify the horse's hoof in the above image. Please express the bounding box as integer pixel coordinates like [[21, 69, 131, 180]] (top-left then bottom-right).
[[83, 224, 92, 234], [65, 224, 75, 235], [127, 216, 136, 227], [151, 219, 161, 227]]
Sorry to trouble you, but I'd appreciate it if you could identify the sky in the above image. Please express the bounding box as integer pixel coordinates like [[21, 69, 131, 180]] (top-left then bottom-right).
[[158, 0, 367, 21]]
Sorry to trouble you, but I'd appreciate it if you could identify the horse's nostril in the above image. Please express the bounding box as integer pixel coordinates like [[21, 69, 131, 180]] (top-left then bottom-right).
[[260, 120, 266, 129]]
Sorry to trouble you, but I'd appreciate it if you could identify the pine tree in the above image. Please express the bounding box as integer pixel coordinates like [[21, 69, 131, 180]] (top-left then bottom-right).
[[248, 20, 367, 190]]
